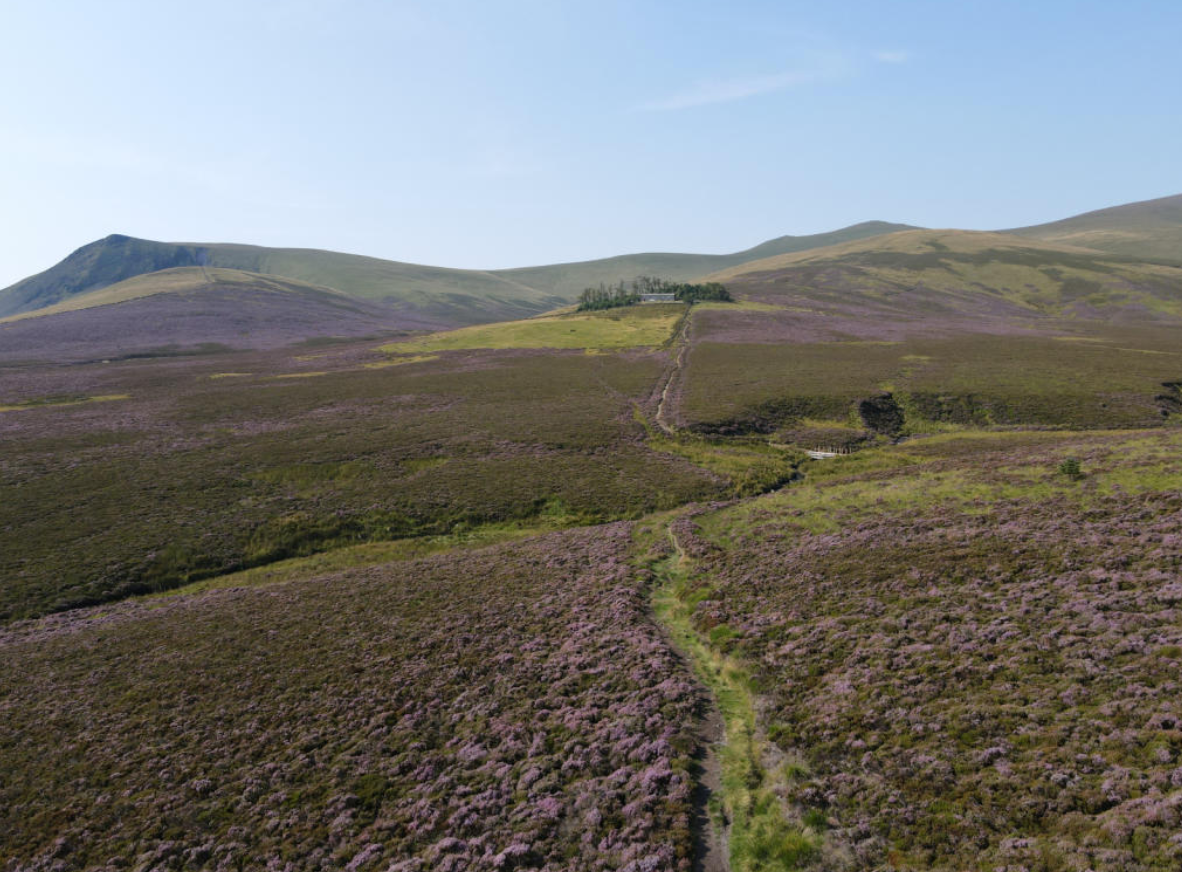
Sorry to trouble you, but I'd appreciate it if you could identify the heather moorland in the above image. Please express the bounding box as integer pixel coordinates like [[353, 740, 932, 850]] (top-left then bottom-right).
[[2, 193, 1182, 872]]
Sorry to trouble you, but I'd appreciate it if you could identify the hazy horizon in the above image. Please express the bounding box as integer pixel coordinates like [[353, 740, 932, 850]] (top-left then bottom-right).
[[3, 0, 1180, 288]]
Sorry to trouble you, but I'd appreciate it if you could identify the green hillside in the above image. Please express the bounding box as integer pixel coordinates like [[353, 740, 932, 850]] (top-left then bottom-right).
[[0, 236, 566, 325], [0, 222, 913, 324], [707, 228, 1182, 318], [0, 235, 207, 316], [200, 243, 564, 324], [673, 229, 1182, 435], [0, 266, 352, 323], [5, 210, 1182, 872], [493, 220, 915, 299], [1008, 192, 1182, 263], [6, 195, 1179, 345]]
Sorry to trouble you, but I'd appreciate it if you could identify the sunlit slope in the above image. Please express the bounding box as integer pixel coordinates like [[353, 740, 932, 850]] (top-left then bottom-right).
[[380, 302, 685, 354], [707, 228, 1182, 320], [670, 230, 1182, 434], [0, 235, 204, 316], [200, 243, 564, 324], [677, 428, 1182, 871], [493, 220, 915, 299], [0, 235, 564, 324], [0, 267, 353, 322], [1009, 192, 1182, 264], [0, 267, 420, 363]]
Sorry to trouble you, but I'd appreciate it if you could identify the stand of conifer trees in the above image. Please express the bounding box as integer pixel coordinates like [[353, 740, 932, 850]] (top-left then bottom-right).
[[576, 276, 732, 311]]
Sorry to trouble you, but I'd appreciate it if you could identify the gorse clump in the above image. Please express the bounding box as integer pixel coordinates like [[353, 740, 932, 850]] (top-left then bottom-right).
[[1058, 456, 1083, 479]]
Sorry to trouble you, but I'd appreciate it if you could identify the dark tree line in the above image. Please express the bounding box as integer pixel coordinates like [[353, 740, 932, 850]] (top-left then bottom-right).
[[670, 280, 732, 304], [577, 280, 640, 311], [576, 276, 732, 311]]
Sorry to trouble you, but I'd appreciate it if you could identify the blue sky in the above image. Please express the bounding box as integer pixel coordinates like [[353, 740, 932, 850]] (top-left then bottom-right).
[[2, 0, 1180, 287]]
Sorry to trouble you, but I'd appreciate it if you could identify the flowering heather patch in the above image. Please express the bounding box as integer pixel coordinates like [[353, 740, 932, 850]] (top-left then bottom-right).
[[0, 283, 426, 365], [676, 247, 1182, 434], [0, 345, 723, 618], [678, 331, 1182, 434], [676, 433, 1182, 870], [0, 524, 703, 871]]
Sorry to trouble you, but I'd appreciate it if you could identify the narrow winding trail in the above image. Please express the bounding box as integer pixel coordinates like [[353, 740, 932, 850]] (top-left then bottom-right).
[[649, 497, 823, 871], [655, 306, 693, 434], [644, 310, 823, 869], [651, 521, 730, 872]]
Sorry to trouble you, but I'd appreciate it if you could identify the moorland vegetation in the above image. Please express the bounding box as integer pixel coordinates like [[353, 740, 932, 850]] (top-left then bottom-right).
[[2, 194, 1182, 871]]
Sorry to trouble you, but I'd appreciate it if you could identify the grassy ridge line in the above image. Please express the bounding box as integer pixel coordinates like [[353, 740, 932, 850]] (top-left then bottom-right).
[[0, 221, 911, 320], [701, 228, 1147, 282], [1007, 191, 1182, 264], [641, 515, 823, 871]]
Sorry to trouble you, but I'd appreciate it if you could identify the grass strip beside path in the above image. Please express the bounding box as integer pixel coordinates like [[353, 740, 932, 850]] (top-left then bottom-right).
[[650, 524, 823, 871]]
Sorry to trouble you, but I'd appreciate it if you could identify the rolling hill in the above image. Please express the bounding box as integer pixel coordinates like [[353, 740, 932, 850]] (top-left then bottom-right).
[[0, 236, 566, 326], [1008, 191, 1182, 263], [674, 228, 1182, 434], [0, 222, 915, 325], [3, 192, 1180, 334], [1, 266, 359, 322], [704, 227, 1182, 323], [492, 220, 915, 299], [0, 267, 426, 363]]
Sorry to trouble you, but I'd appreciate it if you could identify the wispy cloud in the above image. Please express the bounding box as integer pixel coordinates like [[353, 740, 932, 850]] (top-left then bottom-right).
[[639, 52, 849, 112], [873, 49, 911, 64]]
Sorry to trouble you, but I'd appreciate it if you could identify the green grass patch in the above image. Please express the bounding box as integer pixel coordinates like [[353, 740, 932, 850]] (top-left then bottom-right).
[[362, 354, 439, 369], [0, 394, 129, 412], [698, 428, 1182, 549], [380, 304, 683, 354], [273, 371, 330, 379], [646, 521, 823, 871], [149, 519, 563, 599], [653, 434, 802, 497], [248, 461, 370, 492], [694, 300, 786, 313]]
